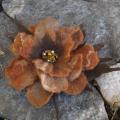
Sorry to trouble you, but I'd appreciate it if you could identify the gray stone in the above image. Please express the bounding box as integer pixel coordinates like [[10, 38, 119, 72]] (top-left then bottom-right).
[[2, 0, 112, 58], [0, 12, 17, 80], [1, 0, 116, 119], [96, 63, 120, 107], [0, 12, 17, 49], [56, 87, 108, 120], [97, 0, 120, 57]]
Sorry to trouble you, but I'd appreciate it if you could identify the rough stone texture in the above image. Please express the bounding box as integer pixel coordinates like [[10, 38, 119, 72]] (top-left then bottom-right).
[[1, 0, 120, 119], [96, 63, 120, 107], [0, 14, 109, 119], [56, 88, 108, 120], [2, 0, 112, 58], [0, 12, 17, 79], [97, 0, 120, 57]]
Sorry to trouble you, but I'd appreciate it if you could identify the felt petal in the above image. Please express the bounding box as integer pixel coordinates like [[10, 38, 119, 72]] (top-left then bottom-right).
[[58, 26, 84, 50], [75, 44, 100, 70], [5, 58, 37, 91], [86, 51, 100, 69], [68, 54, 83, 81], [27, 81, 53, 108], [39, 73, 68, 93], [35, 17, 59, 41], [33, 59, 53, 73], [28, 24, 36, 33], [49, 59, 71, 77], [71, 27, 84, 49], [57, 28, 74, 61], [64, 73, 88, 95], [11, 33, 26, 55], [62, 36, 74, 61], [33, 59, 71, 77], [11, 33, 34, 59], [19, 35, 34, 59], [46, 29, 56, 42]]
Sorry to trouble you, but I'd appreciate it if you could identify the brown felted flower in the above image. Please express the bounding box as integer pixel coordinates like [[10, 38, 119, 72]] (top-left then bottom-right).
[[5, 17, 99, 108]]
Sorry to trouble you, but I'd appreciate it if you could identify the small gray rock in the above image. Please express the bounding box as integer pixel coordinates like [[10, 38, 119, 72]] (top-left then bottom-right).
[[96, 63, 120, 107], [56, 87, 108, 120]]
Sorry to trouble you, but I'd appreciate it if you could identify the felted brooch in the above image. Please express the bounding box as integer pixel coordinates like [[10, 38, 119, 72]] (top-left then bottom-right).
[[5, 17, 99, 108]]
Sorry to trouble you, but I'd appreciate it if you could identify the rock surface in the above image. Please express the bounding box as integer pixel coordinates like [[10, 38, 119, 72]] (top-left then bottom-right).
[[56, 88, 108, 120], [100, 0, 120, 57], [2, 0, 113, 58], [1, 0, 120, 119], [96, 63, 120, 107], [0, 0, 111, 120], [0, 4, 110, 120]]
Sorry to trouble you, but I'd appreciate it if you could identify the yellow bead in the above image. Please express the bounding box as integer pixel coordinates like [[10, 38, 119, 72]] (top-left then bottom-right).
[[42, 50, 58, 63]]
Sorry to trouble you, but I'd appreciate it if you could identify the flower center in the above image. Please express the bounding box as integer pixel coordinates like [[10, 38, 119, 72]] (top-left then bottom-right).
[[42, 50, 58, 63]]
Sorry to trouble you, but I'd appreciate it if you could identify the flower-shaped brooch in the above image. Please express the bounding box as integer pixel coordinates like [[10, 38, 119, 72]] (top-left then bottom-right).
[[5, 17, 99, 108]]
